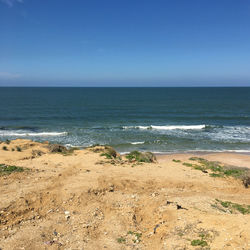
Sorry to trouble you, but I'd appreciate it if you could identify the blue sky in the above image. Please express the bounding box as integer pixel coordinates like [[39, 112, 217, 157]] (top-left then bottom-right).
[[0, 0, 250, 86]]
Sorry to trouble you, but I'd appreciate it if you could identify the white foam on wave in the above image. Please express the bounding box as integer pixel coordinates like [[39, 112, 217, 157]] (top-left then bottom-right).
[[151, 125, 206, 130], [64, 143, 81, 148], [123, 125, 206, 130], [0, 131, 67, 137], [131, 141, 145, 145]]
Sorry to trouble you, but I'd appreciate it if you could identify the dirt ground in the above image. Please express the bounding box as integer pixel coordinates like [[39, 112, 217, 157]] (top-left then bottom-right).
[[0, 139, 250, 250]]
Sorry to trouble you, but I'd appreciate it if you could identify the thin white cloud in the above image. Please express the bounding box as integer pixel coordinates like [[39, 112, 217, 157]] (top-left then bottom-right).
[[0, 72, 21, 79], [0, 0, 23, 7]]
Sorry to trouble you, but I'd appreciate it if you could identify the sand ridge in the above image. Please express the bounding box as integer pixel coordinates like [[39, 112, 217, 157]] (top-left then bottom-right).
[[0, 139, 250, 249]]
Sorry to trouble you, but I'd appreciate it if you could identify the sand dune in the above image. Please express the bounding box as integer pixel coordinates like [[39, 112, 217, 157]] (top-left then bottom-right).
[[0, 139, 250, 249]]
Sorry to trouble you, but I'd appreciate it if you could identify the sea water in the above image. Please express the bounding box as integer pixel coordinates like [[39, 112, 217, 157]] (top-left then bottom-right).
[[0, 87, 250, 153]]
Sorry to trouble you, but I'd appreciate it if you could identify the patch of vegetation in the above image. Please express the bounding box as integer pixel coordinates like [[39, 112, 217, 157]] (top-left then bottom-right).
[[31, 150, 44, 158], [173, 159, 181, 163], [5, 139, 10, 144], [127, 231, 142, 243], [242, 176, 250, 188], [183, 162, 193, 167], [126, 151, 156, 163], [104, 146, 118, 158], [116, 231, 142, 245], [2, 146, 8, 151], [192, 165, 206, 171], [49, 144, 79, 155], [117, 237, 126, 243], [100, 153, 113, 159], [185, 157, 249, 185], [0, 164, 25, 176], [211, 203, 227, 213], [223, 168, 243, 177], [191, 239, 208, 247], [209, 173, 224, 178], [215, 199, 250, 215], [89, 145, 105, 153], [173, 224, 216, 248], [16, 146, 22, 152], [49, 144, 68, 153], [100, 146, 119, 159]]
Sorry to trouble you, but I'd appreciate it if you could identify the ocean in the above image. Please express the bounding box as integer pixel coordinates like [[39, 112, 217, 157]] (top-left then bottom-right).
[[0, 87, 250, 154]]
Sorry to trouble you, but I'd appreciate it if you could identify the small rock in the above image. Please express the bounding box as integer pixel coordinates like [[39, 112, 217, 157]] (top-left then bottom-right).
[[44, 241, 54, 246], [109, 185, 114, 192]]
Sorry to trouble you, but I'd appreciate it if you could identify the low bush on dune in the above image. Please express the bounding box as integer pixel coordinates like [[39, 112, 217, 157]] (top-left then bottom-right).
[[88, 144, 121, 160], [242, 176, 250, 188], [49, 144, 68, 153], [126, 151, 156, 163], [48, 144, 78, 155], [91, 145, 156, 164], [184, 157, 250, 188], [100, 146, 119, 159], [212, 199, 250, 214], [191, 239, 208, 247], [0, 164, 25, 176], [172, 159, 181, 163]]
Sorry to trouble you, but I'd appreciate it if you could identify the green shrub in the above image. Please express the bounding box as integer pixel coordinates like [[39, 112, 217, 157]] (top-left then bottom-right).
[[191, 239, 208, 247], [101, 153, 113, 159], [100, 146, 118, 159], [209, 173, 224, 178], [173, 159, 181, 163], [126, 151, 156, 163], [2, 146, 8, 151], [215, 199, 250, 214], [49, 144, 68, 153], [117, 237, 126, 243], [183, 162, 193, 167], [186, 157, 248, 182], [242, 175, 250, 188], [0, 164, 24, 175], [104, 146, 118, 158], [16, 146, 22, 152]]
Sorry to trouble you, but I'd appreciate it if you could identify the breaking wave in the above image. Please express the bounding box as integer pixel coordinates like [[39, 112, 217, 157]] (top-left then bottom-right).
[[123, 125, 206, 130], [0, 130, 67, 137]]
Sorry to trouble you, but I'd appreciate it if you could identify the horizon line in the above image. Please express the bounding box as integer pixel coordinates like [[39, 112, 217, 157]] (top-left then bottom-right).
[[0, 86, 250, 88]]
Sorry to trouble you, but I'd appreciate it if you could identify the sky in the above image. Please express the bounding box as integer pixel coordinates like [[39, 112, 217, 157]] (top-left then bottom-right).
[[0, 0, 250, 87]]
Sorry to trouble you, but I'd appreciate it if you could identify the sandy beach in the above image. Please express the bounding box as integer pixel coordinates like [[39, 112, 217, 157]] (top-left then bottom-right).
[[0, 139, 250, 249]]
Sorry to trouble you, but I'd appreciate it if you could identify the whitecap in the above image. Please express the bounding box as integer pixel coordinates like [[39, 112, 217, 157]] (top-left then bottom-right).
[[131, 141, 145, 145], [0, 131, 67, 137], [123, 124, 206, 130]]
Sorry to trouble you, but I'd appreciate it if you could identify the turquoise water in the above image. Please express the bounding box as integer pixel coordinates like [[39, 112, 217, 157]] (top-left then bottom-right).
[[0, 87, 250, 153]]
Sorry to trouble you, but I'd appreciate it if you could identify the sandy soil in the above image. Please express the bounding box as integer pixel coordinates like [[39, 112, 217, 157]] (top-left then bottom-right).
[[0, 139, 250, 250]]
